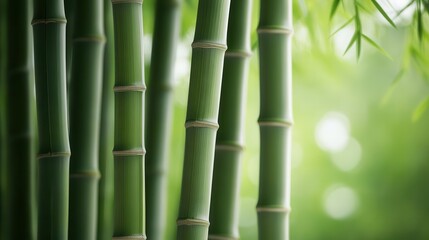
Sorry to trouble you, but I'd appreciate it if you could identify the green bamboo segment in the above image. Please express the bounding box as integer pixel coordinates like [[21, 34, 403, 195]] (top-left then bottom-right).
[[32, 0, 71, 239], [257, 0, 293, 239], [68, 0, 105, 239], [145, 0, 181, 239], [111, 0, 146, 238], [2, 0, 36, 239], [176, 0, 230, 239], [0, 0, 7, 236], [97, 0, 115, 238], [208, 0, 252, 239], [65, 0, 75, 83]]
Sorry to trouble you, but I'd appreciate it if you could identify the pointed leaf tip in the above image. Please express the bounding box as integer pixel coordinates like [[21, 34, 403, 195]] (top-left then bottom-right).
[[372, 0, 397, 29]]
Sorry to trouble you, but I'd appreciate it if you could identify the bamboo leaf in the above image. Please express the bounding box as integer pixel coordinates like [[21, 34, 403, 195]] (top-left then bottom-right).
[[330, 16, 354, 37], [395, 0, 415, 19], [362, 34, 392, 59], [356, 31, 362, 59], [330, 0, 341, 19], [381, 70, 405, 105], [372, 0, 397, 28], [344, 32, 358, 55], [412, 95, 429, 121], [417, 7, 423, 41]]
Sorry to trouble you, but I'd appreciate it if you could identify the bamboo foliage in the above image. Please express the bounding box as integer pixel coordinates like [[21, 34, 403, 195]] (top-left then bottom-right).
[[32, 0, 71, 239], [257, 0, 293, 239], [111, 0, 146, 238], [97, 0, 115, 238], [145, 0, 181, 238], [176, 0, 230, 239], [68, 0, 105, 239], [3, 0, 36, 239], [209, 0, 252, 238]]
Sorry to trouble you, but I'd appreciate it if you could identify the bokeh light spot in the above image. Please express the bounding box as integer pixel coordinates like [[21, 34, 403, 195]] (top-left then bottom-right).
[[323, 185, 358, 219], [315, 112, 350, 153]]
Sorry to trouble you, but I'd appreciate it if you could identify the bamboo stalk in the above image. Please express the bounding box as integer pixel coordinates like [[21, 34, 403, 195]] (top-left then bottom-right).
[[97, 0, 115, 238], [68, 0, 105, 239], [176, 0, 230, 239], [111, 0, 146, 238], [0, 0, 7, 236], [32, 0, 71, 239], [65, 0, 75, 84], [145, 0, 181, 239], [256, 0, 293, 239], [208, 0, 252, 239], [2, 0, 36, 239]]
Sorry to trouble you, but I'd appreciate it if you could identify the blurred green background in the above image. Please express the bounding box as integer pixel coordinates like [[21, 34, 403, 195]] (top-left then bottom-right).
[[142, 0, 429, 239]]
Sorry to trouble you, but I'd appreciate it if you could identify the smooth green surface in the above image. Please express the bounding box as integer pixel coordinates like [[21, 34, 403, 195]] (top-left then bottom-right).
[[209, 0, 252, 238], [177, 0, 230, 238], [68, 0, 105, 239], [3, 0, 36, 239], [145, 0, 181, 239], [112, 0, 146, 238], [65, 0, 75, 84], [0, 0, 7, 236], [97, 0, 115, 238], [257, 0, 292, 239], [32, 0, 70, 239]]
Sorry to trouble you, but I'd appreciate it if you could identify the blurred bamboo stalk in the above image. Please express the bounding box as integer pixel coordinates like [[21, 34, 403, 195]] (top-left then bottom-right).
[[68, 0, 105, 239], [96, 0, 115, 238], [256, 0, 293, 239], [0, 0, 6, 235], [208, 0, 252, 238], [111, 0, 146, 238], [32, 0, 71, 238], [176, 0, 230, 238], [145, 0, 181, 239]]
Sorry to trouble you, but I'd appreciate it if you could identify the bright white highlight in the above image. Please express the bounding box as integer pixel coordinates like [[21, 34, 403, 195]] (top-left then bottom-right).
[[324, 185, 358, 219], [331, 138, 362, 171], [315, 112, 350, 153]]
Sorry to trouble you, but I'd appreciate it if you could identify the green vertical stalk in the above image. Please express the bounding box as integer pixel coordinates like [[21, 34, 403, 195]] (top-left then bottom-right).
[[208, 0, 252, 239], [111, 0, 146, 238], [257, 0, 293, 239], [145, 0, 181, 239], [97, 0, 115, 238], [3, 0, 36, 239], [0, 0, 7, 236], [64, 0, 75, 84], [32, 0, 70, 239], [176, 0, 230, 239], [68, 0, 105, 239]]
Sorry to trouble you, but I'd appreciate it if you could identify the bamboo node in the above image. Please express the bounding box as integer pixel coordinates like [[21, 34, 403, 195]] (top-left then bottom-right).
[[208, 235, 238, 240], [111, 0, 143, 4], [38, 152, 71, 159], [112, 235, 147, 240], [177, 218, 210, 226], [192, 41, 227, 51], [256, 207, 291, 213], [257, 27, 294, 35], [73, 36, 106, 43], [215, 144, 244, 152], [185, 120, 219, 129], [258, 120, 293, 127], [70, 171, 101, 179], [113, 149, 146, 157], [225, 50, 252, 58], [114, 85, 146, 92], [31, 18, 67, 25]]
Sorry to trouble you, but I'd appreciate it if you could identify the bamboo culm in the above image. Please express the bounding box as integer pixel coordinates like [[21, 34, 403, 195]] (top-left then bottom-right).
[[176, 0, 231, 239], [145, 0, 181, 239], [257, 0, 293, 239], [208, 0, 252, 238], [0, 0, 7, 235], [32, 0, 71, 239], [68, 0, 105, 239], [2, 0, 36, 238], [96, 0, 115, 238], [111, 0, 146, 238]]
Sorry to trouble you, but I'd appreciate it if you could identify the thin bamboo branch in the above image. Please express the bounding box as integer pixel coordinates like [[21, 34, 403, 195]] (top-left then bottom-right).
[[176, 0, 231, 239], [96, 0, 115, 238], [145, 0, 181, 239]]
